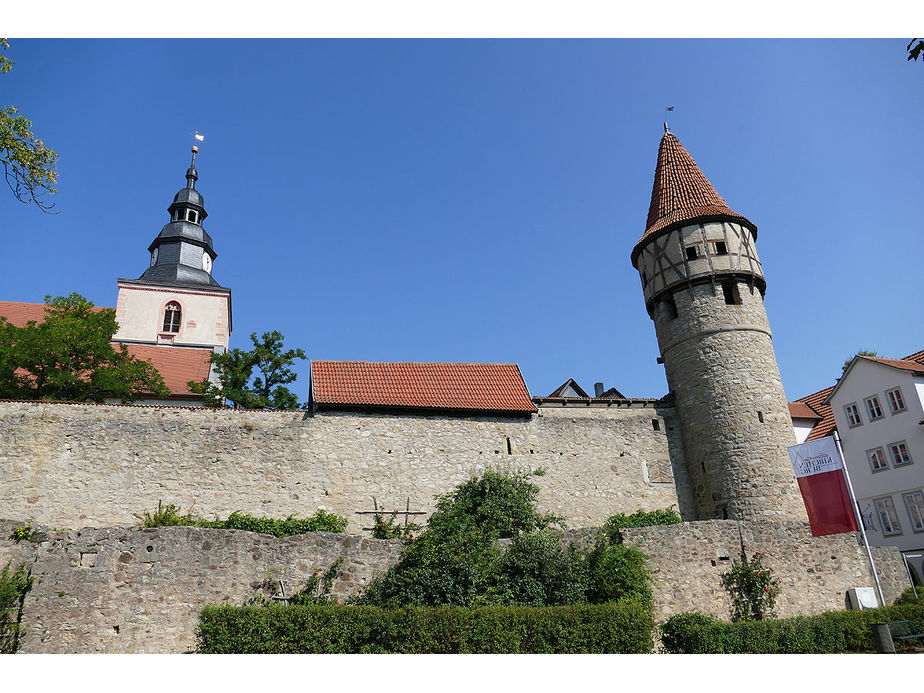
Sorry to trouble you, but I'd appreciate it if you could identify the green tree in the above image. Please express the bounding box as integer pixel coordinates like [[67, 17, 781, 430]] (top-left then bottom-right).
[[189, 330, 306, 409], [908, 39, 924, 62], [1, 39, 58, 212], [841, 349, 879, 375], [0, 293, 169, 402]]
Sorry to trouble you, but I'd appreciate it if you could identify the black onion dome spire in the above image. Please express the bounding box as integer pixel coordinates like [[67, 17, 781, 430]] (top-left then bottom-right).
[[139, 146, 224, 288]]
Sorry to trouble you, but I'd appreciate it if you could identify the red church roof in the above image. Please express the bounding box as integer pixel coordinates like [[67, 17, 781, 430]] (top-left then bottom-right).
[[636, 132, 755, 253], [311, 361, 536, 414]]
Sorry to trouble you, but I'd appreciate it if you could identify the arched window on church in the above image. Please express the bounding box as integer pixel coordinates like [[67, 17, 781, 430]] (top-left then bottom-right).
[[163, 302, 182, 333]]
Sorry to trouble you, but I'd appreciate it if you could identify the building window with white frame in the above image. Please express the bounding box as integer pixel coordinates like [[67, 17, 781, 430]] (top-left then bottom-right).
[[844, 402, 862, 427], [162, 301, 181, 334], [864, 395, 883, 420], [904, 491, 924, 532], [888, 441, 912, 467], [867, 447, 889, 472], [886, 387, 906, 414], [875, 496, 902, 536]]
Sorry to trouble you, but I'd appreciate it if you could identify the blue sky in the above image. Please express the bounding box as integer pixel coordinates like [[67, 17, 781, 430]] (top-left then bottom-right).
[[2, 39, 922, 402]]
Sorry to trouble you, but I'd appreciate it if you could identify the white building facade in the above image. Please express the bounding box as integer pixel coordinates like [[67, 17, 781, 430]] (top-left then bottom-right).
[[827, 355, 924, 584]]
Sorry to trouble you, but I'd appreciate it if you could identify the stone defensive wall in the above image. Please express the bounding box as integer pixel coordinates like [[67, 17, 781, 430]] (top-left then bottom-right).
[[1, 518, 907, 653], [0, 400, 694, 533]]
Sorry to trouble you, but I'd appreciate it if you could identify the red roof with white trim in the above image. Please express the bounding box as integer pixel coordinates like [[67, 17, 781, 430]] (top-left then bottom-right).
[[311, 361, 536, 413]]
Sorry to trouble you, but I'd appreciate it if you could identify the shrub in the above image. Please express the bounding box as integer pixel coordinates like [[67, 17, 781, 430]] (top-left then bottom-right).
[[660, 604, 924, 653], [197, 601, 653, 654], [360, 470, 656, 609], [494, 529, 587, 606], [601, 507, 682, 544], [0, 562, 34, 653], [370, 511, 420, 540], [895, 586, 924, 605], [584, 539, 651, 605], [721, 551, 780, 621], [136, 502, 348, 536]]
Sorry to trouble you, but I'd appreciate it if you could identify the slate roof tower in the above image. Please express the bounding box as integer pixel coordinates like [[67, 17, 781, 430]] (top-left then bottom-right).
[[113, 146, 232, 351], [631, 130, 804, 521]]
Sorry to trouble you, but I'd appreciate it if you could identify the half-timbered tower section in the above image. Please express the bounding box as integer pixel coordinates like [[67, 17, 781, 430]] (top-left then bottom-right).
[[631, 130, 805, 521]]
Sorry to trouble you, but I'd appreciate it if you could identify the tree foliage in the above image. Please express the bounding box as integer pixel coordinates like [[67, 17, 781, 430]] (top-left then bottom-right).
[[841, 349, 879, 375], [908, 39, 924, 62], [188, 330, 306, 409], [1, 39, 58, 212], [0, 293, 169, 402], [360, 469, 653, 609]]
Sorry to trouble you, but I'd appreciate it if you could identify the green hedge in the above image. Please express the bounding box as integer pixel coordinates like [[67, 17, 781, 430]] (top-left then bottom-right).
[[660, 604, 924, 653], [197, 601, 653, 653]]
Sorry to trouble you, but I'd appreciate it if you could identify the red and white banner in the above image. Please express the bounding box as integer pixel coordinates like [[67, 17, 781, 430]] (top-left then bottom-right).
[[787, 437, 859, 537]]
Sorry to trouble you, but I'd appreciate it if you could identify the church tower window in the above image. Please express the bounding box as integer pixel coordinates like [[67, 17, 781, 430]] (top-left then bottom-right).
[[163, 302, 182, 333]]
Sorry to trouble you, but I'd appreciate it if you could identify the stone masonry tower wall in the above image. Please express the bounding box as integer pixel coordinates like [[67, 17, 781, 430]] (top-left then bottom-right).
[[632, 132, 805, 521]]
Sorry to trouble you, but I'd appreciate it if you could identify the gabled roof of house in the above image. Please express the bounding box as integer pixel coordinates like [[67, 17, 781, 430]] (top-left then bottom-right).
[[788, 401, 823, 420], [793, 386, 836, 441], [635, 132, 755, 255], [310, 361, 536, 414], [791, 349, 924, 442], [547, 378, 591, 398]]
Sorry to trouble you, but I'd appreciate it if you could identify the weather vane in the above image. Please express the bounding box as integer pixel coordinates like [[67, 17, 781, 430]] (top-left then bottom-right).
[[664, 106, 674, 133]]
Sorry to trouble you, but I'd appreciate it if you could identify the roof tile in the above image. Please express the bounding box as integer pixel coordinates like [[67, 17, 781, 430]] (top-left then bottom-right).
[[311, 361, 536, 413], [636, 133, 754, 248]]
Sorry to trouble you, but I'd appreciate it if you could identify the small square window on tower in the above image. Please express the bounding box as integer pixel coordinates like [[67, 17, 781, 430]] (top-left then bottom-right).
[[685, 246, 699, 261], [721, 281, 741, 305], [713, 241, 728, 255]]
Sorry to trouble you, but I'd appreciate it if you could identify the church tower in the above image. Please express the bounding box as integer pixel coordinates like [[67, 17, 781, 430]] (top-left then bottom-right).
[[113, 147, 232, 351], [631, 130, 804, 521]]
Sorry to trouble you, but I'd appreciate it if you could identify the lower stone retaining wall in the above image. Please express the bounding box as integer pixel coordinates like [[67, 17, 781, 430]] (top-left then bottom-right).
[[1, 518, 909, 653]]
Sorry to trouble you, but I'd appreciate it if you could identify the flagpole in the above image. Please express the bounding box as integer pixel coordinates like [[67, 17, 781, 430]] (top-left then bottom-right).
[[834, 430, 885, 607]]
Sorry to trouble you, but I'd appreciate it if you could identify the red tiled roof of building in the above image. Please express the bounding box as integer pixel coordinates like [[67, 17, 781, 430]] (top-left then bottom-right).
[[0, 300, 109, 326], [122, 344, 213, 396], [788, 401, 823, 420], [793, 386, 836, 441], [863, 356, 924, 375], [636, 132, 754, 249], [311, 361, 536, 413]]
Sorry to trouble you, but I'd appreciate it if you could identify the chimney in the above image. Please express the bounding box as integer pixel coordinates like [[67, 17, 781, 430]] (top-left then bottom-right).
[[594, 382, 604, 398]]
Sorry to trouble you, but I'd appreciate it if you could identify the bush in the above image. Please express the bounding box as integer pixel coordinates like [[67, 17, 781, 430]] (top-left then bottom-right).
[[660, 604, 924, 653], [197, 601, 653, 653], [601, 508, 682, 544], [0, 562, 34, 653], [895, 586, 924, 605], [584, 539, 651, 605], [136, 502, 348, 536], [721, 551, 780, 621], [494, 529, 587, 606]]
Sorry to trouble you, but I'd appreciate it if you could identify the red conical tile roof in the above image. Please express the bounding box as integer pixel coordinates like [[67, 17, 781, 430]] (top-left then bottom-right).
[[635, 132, 754, 252]]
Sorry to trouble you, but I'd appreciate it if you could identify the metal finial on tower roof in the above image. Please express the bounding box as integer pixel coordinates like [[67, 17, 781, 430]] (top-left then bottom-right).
[[664, 106, 675, 134]]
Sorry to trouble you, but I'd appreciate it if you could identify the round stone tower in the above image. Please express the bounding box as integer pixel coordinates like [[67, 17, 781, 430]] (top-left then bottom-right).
[[631, 130, 804, 521]]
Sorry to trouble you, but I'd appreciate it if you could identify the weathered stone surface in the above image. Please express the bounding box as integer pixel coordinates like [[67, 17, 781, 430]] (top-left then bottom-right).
[[1, 520, 403, 654], [0, 400, 692, 532], [622, 520, 906, 624], [1, 518, 907, 653], [650, 279, 805, 521]]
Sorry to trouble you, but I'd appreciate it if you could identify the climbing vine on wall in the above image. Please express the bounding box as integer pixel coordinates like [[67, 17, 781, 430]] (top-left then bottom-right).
[[721, 551, 780, 621]]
